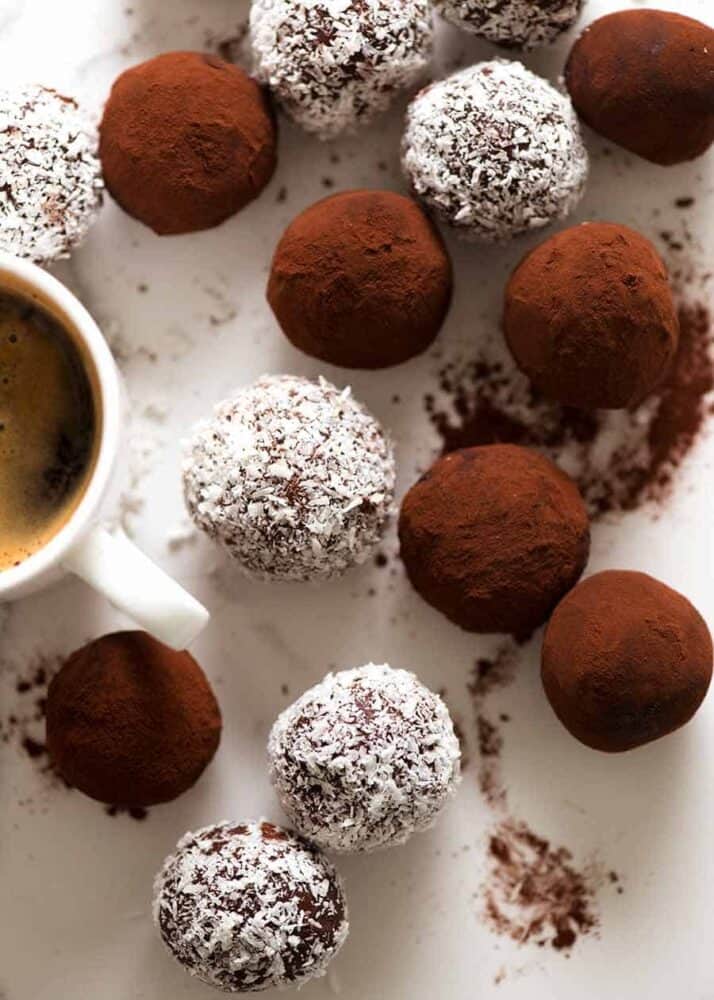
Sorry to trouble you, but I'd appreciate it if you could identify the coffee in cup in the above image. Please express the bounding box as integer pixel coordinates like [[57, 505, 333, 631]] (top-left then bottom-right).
[[0, 291, 97, 571]]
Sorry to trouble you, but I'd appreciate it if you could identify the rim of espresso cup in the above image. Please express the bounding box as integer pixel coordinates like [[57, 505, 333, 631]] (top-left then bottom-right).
[[0, 252, 121, 596]]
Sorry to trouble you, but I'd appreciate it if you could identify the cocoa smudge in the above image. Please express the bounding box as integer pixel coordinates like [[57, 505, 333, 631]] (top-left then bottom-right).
[[484, 818, 602, 952], [426, 302, 713, 519], [467, 643, 613, 953]]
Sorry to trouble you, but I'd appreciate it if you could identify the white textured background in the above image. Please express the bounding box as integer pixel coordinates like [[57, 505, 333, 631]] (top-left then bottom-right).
[[1, 0, 713, 997]]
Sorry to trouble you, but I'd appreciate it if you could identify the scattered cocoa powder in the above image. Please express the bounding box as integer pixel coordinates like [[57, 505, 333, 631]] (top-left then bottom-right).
[[484, 819, 602, 951], [426, 302, 713, 518], [0, 656, 59, 778], [466, 642, 616, 952]]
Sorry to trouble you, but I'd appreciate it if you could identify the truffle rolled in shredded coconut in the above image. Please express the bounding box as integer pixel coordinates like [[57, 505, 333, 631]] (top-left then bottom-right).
[[250, 0, 433, 140], [269, 663, 462, 852], [153, 820, 348, 993], [0, 85, 103, 263], [433, 0, 585, 50], [402, 60, 588, 242], [182, 375, 395, 582]]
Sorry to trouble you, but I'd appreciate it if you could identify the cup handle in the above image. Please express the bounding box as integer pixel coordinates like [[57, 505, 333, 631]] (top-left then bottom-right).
[[62, 525, 210, 650]]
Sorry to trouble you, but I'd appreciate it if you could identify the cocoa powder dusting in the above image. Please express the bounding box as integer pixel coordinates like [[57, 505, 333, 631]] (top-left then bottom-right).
[[484, 819, 601, 951], [427, 303, 713, 518], [1, 656, 59, 777], [467, 643, 613, 953]]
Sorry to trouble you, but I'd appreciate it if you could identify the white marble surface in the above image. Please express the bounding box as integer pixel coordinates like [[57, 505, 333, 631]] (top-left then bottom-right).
[[1, 0, 713, 998]]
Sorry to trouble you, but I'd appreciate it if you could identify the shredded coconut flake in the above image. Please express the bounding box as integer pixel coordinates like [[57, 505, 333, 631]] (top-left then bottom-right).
[[0, 86, 103, 263], [250, 0, 433, 140], [402, 60, 588, 243], [182, 375, 395, 582], [433, 0, 585, 50], [269, 664, 462, 852], [153, 820, 348, 993]]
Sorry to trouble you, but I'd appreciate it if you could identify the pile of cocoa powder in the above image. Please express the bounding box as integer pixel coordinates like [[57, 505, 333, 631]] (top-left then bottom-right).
[[426, 302, 713, 517]]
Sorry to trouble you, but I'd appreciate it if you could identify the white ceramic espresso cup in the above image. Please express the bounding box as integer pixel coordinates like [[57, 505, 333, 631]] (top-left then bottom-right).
[[0, 253, 209, 650]]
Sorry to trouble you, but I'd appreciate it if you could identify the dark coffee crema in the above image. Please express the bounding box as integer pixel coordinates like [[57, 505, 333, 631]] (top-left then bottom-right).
[[0, 292, 97, 571]]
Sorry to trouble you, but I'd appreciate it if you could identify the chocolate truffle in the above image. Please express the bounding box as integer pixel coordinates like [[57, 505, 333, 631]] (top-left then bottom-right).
[[183, 375, 395, 581], [399, 445, 590, 637], [267, 190, 452, 369], [46, 631, 221, 807], [250, 0, 432, 140], [269, 664, 461, 852], [154, 821, 348, 992], [0, 86, 102, 264], [99, 52, 277, 235], [402, 60, 588, 242], [433, 0, 585, 50], [504, 222, 680, 410], [542, 571, 713, 752], [565, 10, 714, 165]]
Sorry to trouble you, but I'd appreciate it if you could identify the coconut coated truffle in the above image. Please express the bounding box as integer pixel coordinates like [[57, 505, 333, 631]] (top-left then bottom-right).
[[250, 0, 433, 140], [542, 571, 713, 752], [565, 10, 714, 166], [0, 85, 102, 264], [183, 375, 395, 581], [46, 631, 221, 807], [402, 60, 588, 242], [99, 52, 277, 234], [267, 190, 453, 369], [154, 821, 348, 992], [433, 0, 585, 50], [399, 445, 590, 637], [269, 664, 461, 852], [503, 222, 680, 410]]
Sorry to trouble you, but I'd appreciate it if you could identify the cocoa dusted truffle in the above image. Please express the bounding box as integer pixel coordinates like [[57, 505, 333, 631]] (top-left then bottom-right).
[[399, 445, 590, 637], [154, 821, 348, 992], [183, 375, 395, 582], [46, 631, 221, 807], [250, 0, 432, 140], [565, 10, 714, 166], [0, 85, 102, 264], [433, 0, 585, 50], [542, 571, 713, 752], [99, 52, 277, 235], [504, 222, 680, 410], [269, 664, 461, 852], [267, 190, 452, 369], [402, 60, 588, 242]]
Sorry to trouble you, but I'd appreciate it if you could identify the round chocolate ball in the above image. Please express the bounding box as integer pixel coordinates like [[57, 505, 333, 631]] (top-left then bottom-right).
[[433, 0, 585, 50], [250, 0, 432, 140], [154, 821, 348, 992], [542, 571, 713, 752], [0, 85, 102, 264], [267, 190, 452, 369], [269, 664, 461, 852], [99, 52, 277, 235], [399, 445, 590, 637], [503, 222, 680, 410], [183, 375, 395, 581], [46, 631, 221, 807], [565, 10, 714, 166], [402, 60, 588, 242]]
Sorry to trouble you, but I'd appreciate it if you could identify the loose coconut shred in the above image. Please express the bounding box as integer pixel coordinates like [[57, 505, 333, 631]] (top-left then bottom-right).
[[402, 60, 588, 242], [433, 0, 585, 50], [250, 0, 433, 140], [153, 821, 348, 993], [0, 85, 103, 263], [269, 664, 462, 852], [183, 375, 395, 582]]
